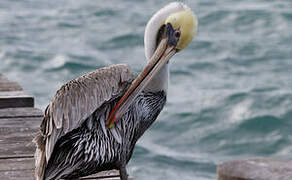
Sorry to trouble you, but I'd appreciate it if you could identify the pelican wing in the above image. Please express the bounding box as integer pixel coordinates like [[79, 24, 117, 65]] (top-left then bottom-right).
[[40, 64, 134, 162]]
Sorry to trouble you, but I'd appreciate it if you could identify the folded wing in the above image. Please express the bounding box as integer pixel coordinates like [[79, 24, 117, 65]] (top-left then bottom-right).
[[34, 64, 134, 180]]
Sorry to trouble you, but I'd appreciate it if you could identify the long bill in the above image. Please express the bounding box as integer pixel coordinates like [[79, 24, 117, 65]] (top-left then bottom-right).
[[106, 36, 176, 128]]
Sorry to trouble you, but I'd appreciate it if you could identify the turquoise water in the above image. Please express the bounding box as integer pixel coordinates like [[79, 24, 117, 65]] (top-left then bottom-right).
[[1, 0, 292, 179]]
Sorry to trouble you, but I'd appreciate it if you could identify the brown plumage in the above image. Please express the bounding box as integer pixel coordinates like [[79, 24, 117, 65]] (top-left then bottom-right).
[[33, 2, 197, 179], [33, 64, 134, 180]]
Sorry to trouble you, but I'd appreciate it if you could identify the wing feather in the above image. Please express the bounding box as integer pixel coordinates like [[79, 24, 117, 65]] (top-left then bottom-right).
[[40, 64, 134, 162]]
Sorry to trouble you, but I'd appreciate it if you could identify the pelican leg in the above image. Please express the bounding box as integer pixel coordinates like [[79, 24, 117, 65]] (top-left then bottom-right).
[[119, 166, 128, 180]]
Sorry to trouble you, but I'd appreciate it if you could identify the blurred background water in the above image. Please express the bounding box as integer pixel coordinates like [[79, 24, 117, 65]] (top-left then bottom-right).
[[0, 0, 292, 179]]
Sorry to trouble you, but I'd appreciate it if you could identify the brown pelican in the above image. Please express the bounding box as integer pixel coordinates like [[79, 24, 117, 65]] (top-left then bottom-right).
[[34, 2, 198, 180]]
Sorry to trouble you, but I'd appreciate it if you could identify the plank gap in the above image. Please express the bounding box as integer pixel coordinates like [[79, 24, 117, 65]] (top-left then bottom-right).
[[0, 154, 34, 160]]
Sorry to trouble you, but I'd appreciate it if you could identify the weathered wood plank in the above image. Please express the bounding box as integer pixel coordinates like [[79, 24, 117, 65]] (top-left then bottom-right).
[[0, 117, 40, 157], [0, 74, 34, 108], [0, 169, 34, 180], [0, 91, 30, 97], [0, 91, 34, 108], [217, 158, 292, 180], [0, 82, 22, 91], [0, 157, 34, 171], [0, 74, 22, 91], [0, 158, 38, 180], [0, 107, 43, 118]]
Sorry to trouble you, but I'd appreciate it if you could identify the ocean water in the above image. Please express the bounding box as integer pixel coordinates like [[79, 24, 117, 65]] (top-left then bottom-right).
[[1, 0, 292, 179]]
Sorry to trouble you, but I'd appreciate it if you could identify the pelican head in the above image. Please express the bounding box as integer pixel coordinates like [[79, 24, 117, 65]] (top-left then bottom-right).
[[144, 2, 198, 60], [107, 2, 198, 128]]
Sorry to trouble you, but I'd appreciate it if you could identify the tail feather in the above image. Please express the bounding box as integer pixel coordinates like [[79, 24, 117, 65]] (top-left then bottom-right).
[[33, 133, 46, 180]]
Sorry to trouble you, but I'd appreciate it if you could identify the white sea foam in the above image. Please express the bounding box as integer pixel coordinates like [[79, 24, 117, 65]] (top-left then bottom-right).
[[45, 55, 68, 69], [229, 99, 253, 124]]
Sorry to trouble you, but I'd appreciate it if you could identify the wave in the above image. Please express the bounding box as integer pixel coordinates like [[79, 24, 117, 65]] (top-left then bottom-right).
[[44, 55, 100, 72], [101, 33, 143, 50]]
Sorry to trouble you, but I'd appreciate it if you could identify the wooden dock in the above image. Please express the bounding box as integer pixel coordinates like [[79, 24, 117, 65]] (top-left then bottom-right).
[[0, 73, 131, 180]]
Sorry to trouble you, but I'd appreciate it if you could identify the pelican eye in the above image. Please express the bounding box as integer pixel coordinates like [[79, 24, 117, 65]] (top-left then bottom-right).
[[174, 30, 181, 38]]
